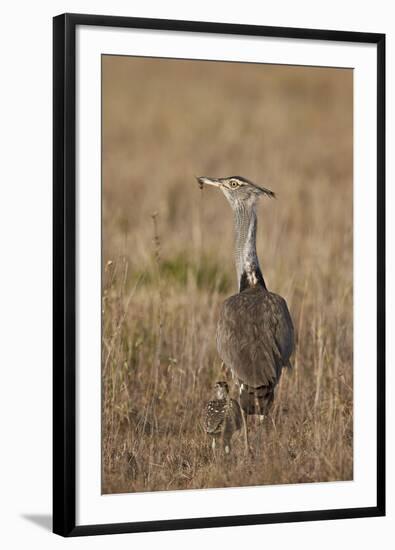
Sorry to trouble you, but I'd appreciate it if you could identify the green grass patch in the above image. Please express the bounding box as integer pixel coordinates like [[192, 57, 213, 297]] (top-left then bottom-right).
[[131, 254, 232, 294]]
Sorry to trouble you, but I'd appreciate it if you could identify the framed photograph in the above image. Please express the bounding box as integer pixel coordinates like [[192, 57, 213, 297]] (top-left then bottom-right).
[[53, 13, 385, 537]]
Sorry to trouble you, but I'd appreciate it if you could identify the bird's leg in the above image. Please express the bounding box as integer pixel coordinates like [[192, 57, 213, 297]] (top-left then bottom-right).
[[238, 383, 251, 456], [211, 437, 217, 459], [241, 408, 250, 456], [253, 392, 267, 425], [255, 395, 265, 425]]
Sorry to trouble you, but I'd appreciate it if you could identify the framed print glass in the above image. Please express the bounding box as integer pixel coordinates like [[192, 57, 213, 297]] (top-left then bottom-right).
[[53, 13, 385, 536]]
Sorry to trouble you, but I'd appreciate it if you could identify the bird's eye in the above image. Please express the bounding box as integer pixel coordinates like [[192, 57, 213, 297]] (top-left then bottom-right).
[[229, 180, 239, 188]]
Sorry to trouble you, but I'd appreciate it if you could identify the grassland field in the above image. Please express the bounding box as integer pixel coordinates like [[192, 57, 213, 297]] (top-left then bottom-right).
[[102, 57, 353, 494]]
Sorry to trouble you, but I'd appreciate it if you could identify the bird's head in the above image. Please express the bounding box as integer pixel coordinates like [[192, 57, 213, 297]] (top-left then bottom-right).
[[196, 175, 275, 210], [214, 380, 229, 399]]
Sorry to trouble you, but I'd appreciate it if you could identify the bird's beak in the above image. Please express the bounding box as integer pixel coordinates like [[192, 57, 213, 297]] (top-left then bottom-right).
[[196, 176, 221, 189]]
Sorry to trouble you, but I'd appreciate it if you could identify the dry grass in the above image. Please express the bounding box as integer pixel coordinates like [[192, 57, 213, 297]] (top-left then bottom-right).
[[101, 56, 353, 494]]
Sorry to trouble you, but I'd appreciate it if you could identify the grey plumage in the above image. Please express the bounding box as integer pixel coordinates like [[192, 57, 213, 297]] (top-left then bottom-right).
[[197, 175, 294, 451], [217, 287, 294, 386]]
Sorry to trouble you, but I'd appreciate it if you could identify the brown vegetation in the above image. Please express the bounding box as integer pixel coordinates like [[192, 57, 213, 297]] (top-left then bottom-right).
[[101, 56, 353, 494]]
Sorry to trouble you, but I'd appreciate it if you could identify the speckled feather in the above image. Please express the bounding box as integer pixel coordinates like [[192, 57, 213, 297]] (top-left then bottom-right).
[[204, 398, 242, 436]]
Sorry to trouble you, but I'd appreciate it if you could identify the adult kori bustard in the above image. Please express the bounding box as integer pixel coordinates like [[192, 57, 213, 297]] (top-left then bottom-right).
[[197, 176, 294, 455]]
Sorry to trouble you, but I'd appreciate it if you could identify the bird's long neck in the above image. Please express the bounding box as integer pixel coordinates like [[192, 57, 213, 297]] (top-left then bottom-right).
[[233, 204, 266, 293]]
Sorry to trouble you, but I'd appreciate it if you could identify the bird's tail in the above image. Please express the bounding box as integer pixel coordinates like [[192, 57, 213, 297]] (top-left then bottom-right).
[[239, 383, 275, 416]]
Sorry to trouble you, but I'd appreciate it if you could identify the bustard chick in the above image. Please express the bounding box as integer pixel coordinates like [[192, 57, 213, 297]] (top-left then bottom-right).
[[203, 381, 242, 454]]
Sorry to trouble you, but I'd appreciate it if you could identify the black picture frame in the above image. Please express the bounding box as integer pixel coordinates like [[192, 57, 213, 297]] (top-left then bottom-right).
[[53, 13, 386, 537]]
